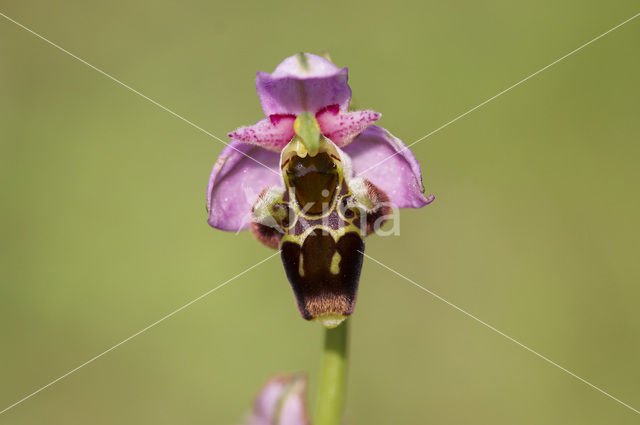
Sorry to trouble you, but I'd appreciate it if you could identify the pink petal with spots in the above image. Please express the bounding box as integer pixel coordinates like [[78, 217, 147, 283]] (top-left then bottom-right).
[[228, 115, 296, 152], [316, 105, 381, 146]]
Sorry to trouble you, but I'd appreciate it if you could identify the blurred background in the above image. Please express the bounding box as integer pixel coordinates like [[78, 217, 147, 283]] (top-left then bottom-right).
[[1, 1, 639, 424]]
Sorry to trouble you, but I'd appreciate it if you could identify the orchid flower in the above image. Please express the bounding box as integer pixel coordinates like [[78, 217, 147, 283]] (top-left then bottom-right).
[[207, 53, 433, 328], [247, 375, 309, 425]]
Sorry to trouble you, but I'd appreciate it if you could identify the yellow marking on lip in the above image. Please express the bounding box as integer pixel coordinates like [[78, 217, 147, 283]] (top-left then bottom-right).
[[330, 252, 341, 275], [298, 253, 305, 277]]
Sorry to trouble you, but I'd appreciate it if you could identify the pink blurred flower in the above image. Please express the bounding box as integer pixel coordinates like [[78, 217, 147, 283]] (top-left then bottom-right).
[[247, 375, 310, 425]]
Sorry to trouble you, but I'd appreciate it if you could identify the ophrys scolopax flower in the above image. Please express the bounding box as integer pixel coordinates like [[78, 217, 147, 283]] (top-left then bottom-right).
[[207, 53, 433, 327]]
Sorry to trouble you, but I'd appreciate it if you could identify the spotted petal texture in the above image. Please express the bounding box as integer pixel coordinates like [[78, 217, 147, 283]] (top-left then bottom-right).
[[228, 115, 296, 153], [207, 141, 281, 231], [256, 53, 351, 116], [343, 125, 434, 208], [316, 105, 381, 146]]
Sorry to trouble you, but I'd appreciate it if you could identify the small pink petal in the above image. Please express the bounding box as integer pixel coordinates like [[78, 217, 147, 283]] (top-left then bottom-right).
[[228, 116, 296, 152], [316, 106, 381, 147]]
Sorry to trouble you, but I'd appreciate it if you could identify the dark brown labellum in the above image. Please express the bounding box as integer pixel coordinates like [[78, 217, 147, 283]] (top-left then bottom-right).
[[281, 230, 364, 320]]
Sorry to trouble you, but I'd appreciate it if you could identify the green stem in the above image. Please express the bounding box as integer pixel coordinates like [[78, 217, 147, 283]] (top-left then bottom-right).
[[313, 319, 349, 425]]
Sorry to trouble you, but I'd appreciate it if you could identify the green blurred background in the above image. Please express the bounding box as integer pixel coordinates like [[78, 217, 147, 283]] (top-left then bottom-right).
[[1, 1, 639, 424]]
